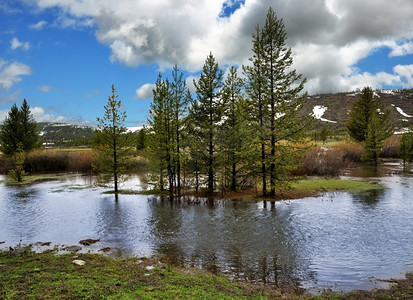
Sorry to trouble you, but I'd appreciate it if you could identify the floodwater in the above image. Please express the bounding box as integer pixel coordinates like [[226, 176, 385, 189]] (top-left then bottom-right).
[[1, 163, 413, 293]]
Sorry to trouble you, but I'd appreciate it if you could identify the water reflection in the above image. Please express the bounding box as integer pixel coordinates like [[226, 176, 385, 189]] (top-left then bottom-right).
[[2, 185, 45, 242], [146, 197, 307, 286], [0, 171, 413, 293]]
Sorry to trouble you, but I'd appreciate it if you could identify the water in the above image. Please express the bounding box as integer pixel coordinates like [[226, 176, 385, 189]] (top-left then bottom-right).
[[1, 166, 413, 293]]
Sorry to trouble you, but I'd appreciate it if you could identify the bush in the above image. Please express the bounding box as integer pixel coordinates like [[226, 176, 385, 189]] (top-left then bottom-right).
[[381, 135, 400, 158], [294, 141, 363, 176], [24, 149, 94, 173]]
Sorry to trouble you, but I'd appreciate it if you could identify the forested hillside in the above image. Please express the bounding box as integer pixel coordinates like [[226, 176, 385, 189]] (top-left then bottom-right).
[[304, 89, 413, 130]]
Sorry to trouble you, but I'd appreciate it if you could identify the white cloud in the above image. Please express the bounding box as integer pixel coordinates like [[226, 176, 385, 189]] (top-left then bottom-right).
[[29, 20, 47, 30], [37, 85, 52, 92], [394, 64, 413, 87], [10, 37, 30, 50], [30, 106, 92, 125], [389, 41, 413, 57], [31, 0, 413, 93], [0, 59, 31, 91], [31, 106, 65, 122], [135, 83, 155, 99]]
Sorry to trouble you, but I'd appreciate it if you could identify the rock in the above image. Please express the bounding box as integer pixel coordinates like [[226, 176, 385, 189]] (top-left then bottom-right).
[[72, 259, 86, 266], [0, 241, 5, 244], [99, 247, 111, 252], [34, 242, 51, 246], [79, 239, 100, 246], [145, 265, 155, 271], [64, 245, 82, 252]]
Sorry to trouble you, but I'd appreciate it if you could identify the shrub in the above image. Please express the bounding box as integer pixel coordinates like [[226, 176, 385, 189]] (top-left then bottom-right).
[[24, 149, 94, 173], [294, 141, 363, 176], [381, 135, 400, 158]]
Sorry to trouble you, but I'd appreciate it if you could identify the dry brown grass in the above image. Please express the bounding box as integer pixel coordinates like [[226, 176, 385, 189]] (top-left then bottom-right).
[[294, 141, 364, 176], [24, 149, 94, 173]]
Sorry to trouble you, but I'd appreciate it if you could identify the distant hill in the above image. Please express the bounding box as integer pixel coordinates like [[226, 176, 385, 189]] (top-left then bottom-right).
[[37, 122, 96, 146], [303, 89, 413, 132], [33, 89, 413, 146]]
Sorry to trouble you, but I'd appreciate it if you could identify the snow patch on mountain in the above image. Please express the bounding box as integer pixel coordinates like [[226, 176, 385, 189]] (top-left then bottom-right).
[[312, 105, 337, 123], [391, 104, 413, 118]]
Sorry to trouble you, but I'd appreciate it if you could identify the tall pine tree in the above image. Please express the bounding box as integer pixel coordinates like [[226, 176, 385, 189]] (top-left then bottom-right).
[[244, 7, 310, 197], [93, 85, 131, 195], [191, 52, 224, 194], [219, 66, 248, 191]]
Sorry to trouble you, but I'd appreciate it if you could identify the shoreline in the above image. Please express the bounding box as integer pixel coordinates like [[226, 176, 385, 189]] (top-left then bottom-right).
[[1, 247, 412, 299]]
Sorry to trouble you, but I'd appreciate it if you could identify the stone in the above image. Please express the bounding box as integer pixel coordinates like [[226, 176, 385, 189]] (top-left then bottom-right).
[[64, 245, 82, 252], [79, 239, 100, 246], [72, 259, 86, 266]]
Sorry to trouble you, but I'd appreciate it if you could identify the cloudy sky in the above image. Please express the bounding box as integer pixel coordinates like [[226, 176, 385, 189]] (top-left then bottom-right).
[[1, 0, 413, 126]]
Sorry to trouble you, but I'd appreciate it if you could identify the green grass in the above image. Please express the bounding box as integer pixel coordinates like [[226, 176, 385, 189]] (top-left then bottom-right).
[[1, 248, 412, 299], [0, 249, 304, 299], [291, 178, 383, 196]]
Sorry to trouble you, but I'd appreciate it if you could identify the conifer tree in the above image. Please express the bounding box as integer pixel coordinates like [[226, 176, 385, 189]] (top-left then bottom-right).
[[243, 25, 268, 195], [20, 99, 39, 152], [244, 7, 310, 197], [0, 99, 39, 156], [147, 74, 172, 192], [170, 65, 190, 196], [346, 87, 381, 143], [399, 131, 413, 166], [346, 87, 393, 164], [191, 52, 224, 194], [93, 85, 131, 195], [219, 66, 248, 191]]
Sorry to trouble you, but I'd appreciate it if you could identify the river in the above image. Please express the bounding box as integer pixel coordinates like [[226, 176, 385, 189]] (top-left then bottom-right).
[[0, 161, 412, 293]]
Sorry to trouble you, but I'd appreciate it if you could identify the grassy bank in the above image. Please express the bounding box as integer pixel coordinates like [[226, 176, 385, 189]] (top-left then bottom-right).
[[1, 249, 412, 299], [0, 248, 305, 299], [178, 178, 384, 202]]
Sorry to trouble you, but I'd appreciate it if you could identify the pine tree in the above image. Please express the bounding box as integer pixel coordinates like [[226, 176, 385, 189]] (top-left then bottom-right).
[[0, 104, 21, 156], [346, 87, 381, 143], [191, 52, 224, 194], [20, 99, 39, 152], [147, 74, 173, 192], [243, 25, 268, 195], [346, 87, 393, 164], [399, 131, 413, 166], [0, 99, 39, 156], [170, 65, 190, 196], [93, 84, 131, 195], [219, 66, 248, 191], [243, 7, 310, 197]]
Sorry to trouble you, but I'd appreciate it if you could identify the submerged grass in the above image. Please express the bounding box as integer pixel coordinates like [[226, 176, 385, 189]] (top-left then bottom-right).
[[1, 249, 412, 299], [290, 179, 383, 196]]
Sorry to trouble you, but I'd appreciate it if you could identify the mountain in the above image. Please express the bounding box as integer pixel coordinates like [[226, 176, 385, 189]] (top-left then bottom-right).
[[303, 89, 413, 132], [37, 122, 96, 146]]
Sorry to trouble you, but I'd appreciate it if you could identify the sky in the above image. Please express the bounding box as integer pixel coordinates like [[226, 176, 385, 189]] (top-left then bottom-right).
[[1, 0, 413, 127]]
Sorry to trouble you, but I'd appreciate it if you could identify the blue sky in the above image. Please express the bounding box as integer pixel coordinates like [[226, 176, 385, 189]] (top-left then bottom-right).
[[1, 0, 413, 127]]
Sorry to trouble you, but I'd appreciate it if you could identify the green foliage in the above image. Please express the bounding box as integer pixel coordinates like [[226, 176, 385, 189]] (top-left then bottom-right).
[[190, 52, 224, 194], [37, 122, 95, 146], [136, 128, 147, 150], [346, 87, 393, 165], [147, 66, 190, 195], [361, 114, 392, 165], [399, 131, 413, 165], [93, 85, 132, 193], [243, 7, 311, 196], [0, 99, 39, 156], [218, 66, 251, 191], [8, 144, 26, 182]]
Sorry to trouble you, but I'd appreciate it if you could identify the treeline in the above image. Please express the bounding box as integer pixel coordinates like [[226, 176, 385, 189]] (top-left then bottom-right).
[[146, 8, 311, 197]]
